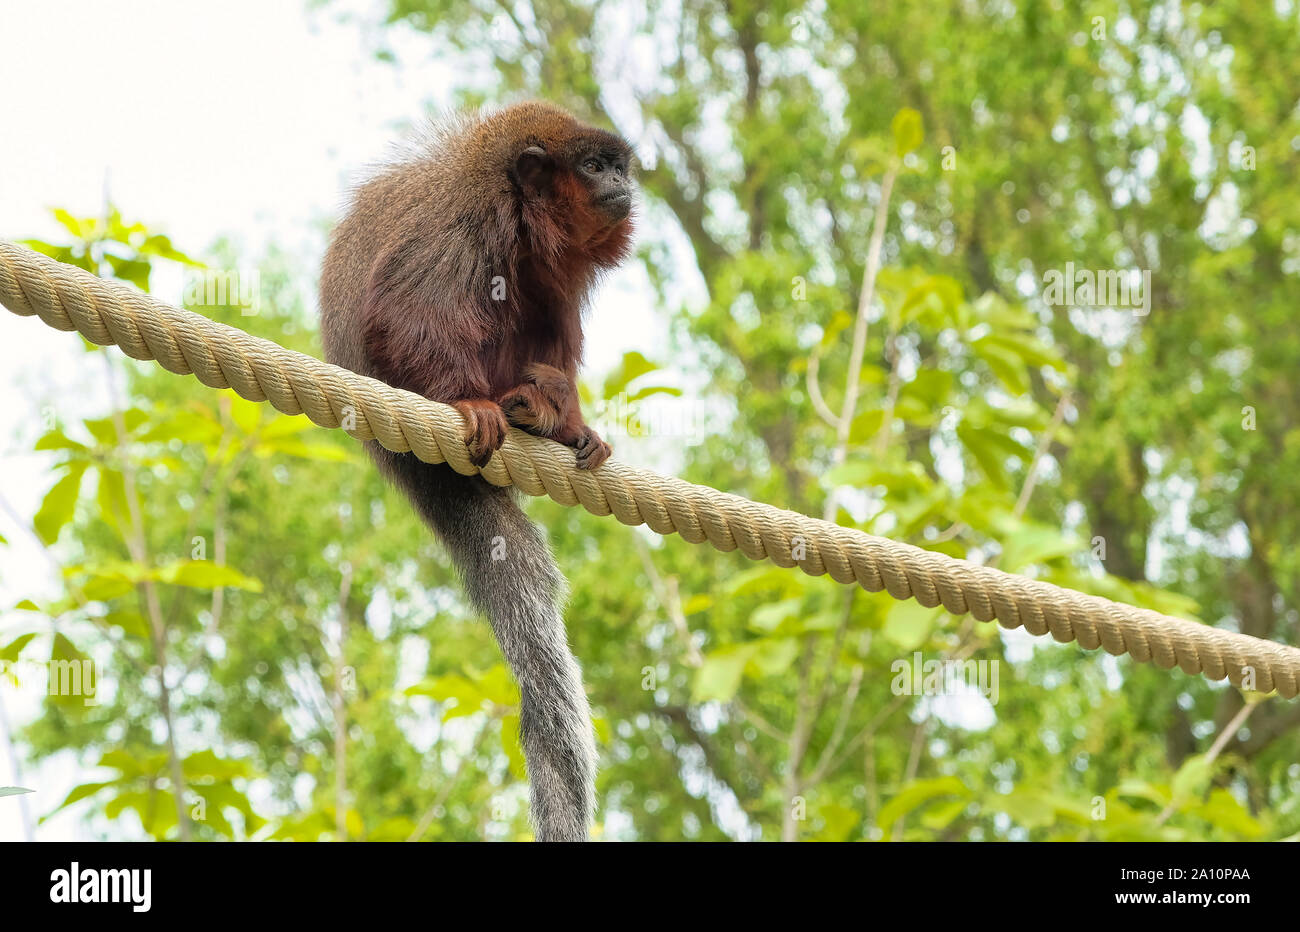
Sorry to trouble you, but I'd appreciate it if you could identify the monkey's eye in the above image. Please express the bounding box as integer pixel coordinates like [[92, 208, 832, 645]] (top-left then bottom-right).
[[584, 159, 602, 174]]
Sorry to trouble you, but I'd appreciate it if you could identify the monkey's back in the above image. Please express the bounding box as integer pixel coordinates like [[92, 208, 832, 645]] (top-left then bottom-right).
[[319, 156, 444, 379]]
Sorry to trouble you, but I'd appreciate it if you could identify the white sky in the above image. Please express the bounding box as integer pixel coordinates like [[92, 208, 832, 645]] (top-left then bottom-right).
[[0, 0, 672, 840]]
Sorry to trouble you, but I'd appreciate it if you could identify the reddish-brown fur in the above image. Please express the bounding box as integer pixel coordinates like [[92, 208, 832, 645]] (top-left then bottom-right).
[[319, 102, 635, 841], [322, 101, 634, 469]]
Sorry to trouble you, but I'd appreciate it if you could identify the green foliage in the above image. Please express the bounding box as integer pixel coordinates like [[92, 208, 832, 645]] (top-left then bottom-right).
[[8, 0, 1299, 842], [23, 205, 200, 291], [54, 748, 261, 840]]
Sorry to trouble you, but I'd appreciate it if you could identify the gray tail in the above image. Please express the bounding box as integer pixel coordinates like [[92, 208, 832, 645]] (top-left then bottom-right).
[[373, 445, 595, 841]]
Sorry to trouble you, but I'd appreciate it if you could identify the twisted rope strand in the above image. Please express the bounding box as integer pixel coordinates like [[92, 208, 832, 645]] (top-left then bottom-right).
[[2, 239, 1296, 697]]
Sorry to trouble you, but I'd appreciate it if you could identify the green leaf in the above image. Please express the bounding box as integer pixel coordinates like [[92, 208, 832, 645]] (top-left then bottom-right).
[[345, 808, 364, 839], [82, 409, 148, 445], [891, 107, 924, 157], [107, 789, 179, 839], [258, 414, 315, 439], [602, 351, 660, 399], [367, 817, 417, 842], [198, 782, 263, 834], [95, 466, 129, 535], [229, 394, 264, 435], [79, 571, 135, 601], [269, 810, 333, 841], [20, 239, 69, 259], [137, 408, 223, 446], [0, 633, 38, 663], [97, 749, 150, 777], [824, 459, 873, 489], [257, 437, 351, 462], [691, 644, 753, 703], [1170, 753, 1213, 807], [957, 424, 1009, 489], [812, 802, 860, 842], [182, 749, 253, 780], [848, 136, 892, 175], [1190, 788, 1262, 838], [406, 669, 521, 718], [748, 598, 802, 632], [100, 610, 149, 638], [34, 463, 89, 544], [139, 234, 203, 266], [56, 781, 114, 809], [720, 564, 808, 599], [34, 428, 87, 453], [51, 208, 92, 239], [194, 791, 237, 838], [680, 594, 713, 615], [878, 777, 968, 836], [980, 331, 1065, 372], [407, 672, 482, 704], [918, 798, 968, 831], [476, 664, 520, 707], [847, 408, 885, 445], [882, 601, 942, 650], [105, 253, 151, 290], [899, 368, 955, 407], [972, 338, 1030, 395], [747, 637, 800, 676], [0, 786, 34, 798], [154, 560, 264, 592], [990, 790, 1056, 828], [999, 526, 1082, 572], [1114, 779, 1169, 806], [625, 384, 683, 401], [51, 632, 88, 665]]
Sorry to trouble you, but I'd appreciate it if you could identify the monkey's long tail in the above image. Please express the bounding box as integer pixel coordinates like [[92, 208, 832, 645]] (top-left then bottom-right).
[[372, 445, 596, 842]]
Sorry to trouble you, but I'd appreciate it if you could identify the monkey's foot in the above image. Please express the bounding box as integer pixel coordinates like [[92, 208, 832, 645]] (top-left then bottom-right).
[[572, 426, 611, 470], [451, 400, 509, 468], [499, 383, 562, 438]]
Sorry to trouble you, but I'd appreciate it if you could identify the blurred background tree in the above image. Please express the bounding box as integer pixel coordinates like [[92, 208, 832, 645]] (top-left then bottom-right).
[[2, 0, 1297, 840]]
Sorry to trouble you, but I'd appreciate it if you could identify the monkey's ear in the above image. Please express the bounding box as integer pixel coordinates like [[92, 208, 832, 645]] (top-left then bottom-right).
[[514, 146, 555, 196]]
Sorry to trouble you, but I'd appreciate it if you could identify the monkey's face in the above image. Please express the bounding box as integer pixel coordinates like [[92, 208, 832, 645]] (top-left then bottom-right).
[[513, 128, 637, 242], [575, 150, 633, 224]]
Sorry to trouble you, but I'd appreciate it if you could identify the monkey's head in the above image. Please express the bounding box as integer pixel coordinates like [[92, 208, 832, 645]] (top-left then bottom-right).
[[516, 140, 633, 224], [492, 102, 637, 258]]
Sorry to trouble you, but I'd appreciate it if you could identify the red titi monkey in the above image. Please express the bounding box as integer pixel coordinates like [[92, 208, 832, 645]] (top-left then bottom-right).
[[320, 102, 635, 841]]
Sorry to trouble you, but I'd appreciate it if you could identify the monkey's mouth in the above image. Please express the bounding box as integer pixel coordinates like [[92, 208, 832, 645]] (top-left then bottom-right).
[[597, 192, 632, 221]]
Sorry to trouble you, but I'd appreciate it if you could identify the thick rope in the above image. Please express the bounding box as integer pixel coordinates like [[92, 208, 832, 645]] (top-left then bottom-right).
[[2, 240, 1298, 698]]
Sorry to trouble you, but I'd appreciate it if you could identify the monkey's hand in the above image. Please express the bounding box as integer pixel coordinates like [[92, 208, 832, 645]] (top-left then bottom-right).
[[499, 364, 610, 468], [571, 425, 612, 470], [497, 363, 571, 439], [451, 399, 509, 468]]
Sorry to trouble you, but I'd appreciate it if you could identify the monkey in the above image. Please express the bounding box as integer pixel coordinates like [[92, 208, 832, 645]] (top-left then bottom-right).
[[319, 101, 635, 841]]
